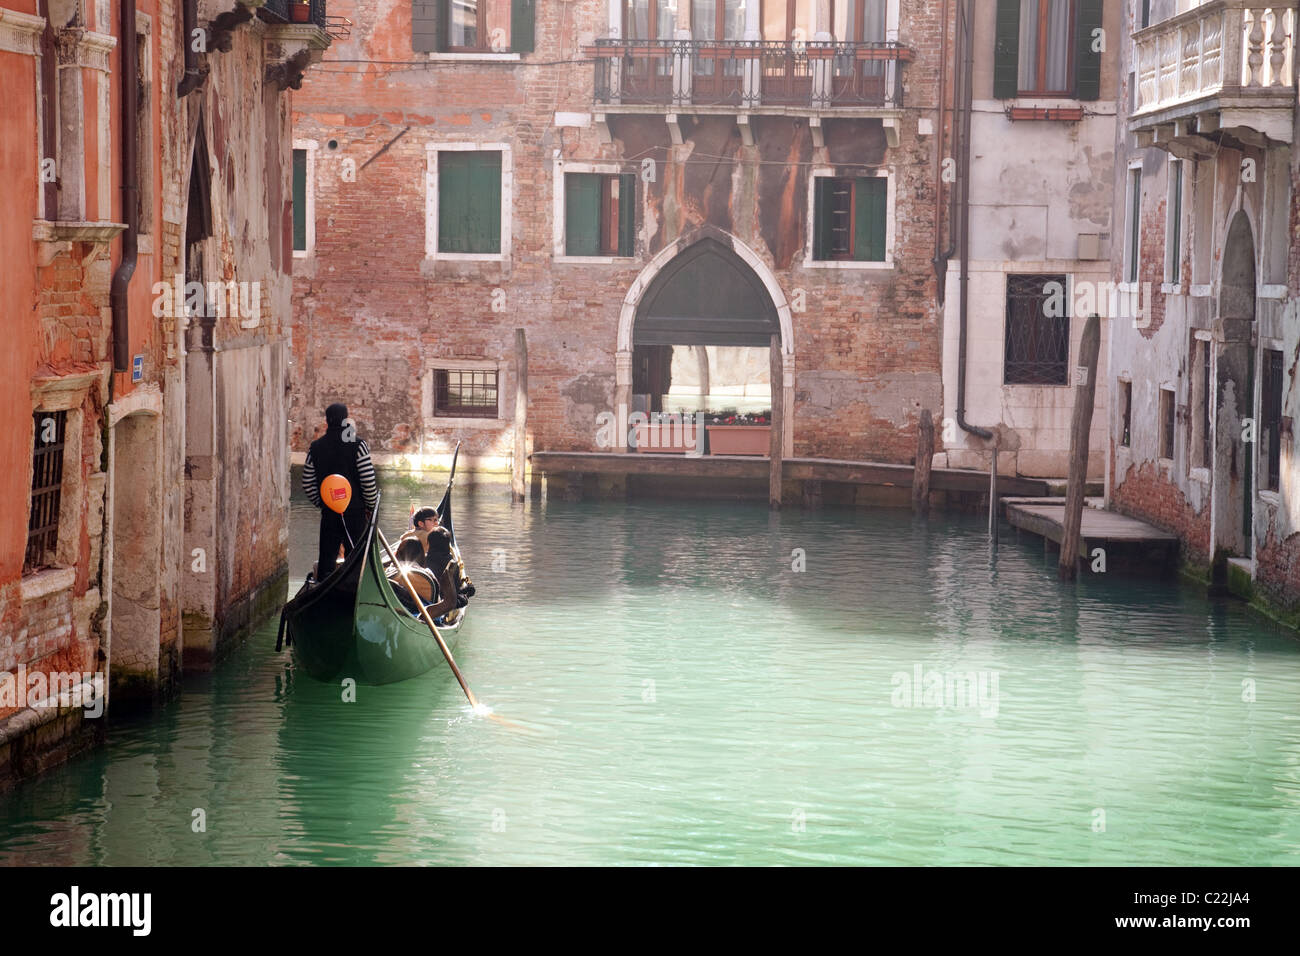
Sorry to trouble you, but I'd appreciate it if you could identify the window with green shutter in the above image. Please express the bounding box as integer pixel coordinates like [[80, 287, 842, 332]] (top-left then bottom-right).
[[565, 172, 635, 257], [292, 148, 307, 252], [812, 176, 887, 262], [412, 0, 442, 53], [439, 151, 502, 254], [995, 0, 1099, 99]]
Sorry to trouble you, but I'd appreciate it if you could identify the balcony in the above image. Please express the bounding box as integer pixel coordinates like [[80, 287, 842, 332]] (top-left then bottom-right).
[[1131, 1, 1296, 149], [590, 38, 911, 117]]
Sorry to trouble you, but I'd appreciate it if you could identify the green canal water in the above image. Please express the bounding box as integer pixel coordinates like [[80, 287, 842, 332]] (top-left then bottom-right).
[[2, 477, 1300, 866]]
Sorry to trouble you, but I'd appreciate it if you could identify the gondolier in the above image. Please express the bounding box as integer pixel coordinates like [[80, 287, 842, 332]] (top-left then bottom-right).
[[302, 402, 379, 579]]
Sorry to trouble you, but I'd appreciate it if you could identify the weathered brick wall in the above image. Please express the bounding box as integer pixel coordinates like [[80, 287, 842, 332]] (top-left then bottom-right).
[[290, 0, 946, 465]]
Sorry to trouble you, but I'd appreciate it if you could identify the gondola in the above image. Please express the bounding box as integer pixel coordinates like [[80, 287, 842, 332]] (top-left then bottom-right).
[[277, 447, 469, 685]]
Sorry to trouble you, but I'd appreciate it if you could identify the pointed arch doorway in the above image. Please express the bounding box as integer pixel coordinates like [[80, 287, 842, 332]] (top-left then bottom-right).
[[1213, 210, 1257, 561], [614, 230, 794, 455]]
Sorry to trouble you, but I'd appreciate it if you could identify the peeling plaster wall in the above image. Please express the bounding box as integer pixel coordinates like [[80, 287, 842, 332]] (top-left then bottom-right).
[[290, 0, 948, 469], [940, 0, 1121, 478], [1108, 1, 1300, 608]]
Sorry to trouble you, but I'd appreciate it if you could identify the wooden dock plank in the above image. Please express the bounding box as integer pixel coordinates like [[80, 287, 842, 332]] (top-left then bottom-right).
[[1004, 500, 1178, 563]]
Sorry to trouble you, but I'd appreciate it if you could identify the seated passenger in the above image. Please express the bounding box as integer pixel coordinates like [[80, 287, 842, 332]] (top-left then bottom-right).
[[388, 535, 456, 621]]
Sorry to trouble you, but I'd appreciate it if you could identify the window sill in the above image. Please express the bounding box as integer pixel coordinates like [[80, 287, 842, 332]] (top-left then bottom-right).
[[292, 249, 313, 259], [1259, 489, 1282, 506], [1160, 282, 1182, 295], [429, 416, 506, 429], [428, 253, 506, 263], [555, 255, 636, 265], [1189, 284, 1213, 297], [1003, 382, 1071, 389], [428, 52, 521, 62], [20, 566, 76, 603], [1189, 466, 1210, 484], [803, 258, 893, 271]]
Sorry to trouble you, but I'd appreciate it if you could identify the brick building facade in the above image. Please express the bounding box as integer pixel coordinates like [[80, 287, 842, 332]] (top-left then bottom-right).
[[289, 0, 959, 472], [1, 0, 332, 788], [1108, 0, 1298, 616]]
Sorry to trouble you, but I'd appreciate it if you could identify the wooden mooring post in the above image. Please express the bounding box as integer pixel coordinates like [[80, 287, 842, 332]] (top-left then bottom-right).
[[512, 328, 527, 502], [913, 408, 934, 516], [769, 334, 783, 510], [1059, 313, 1101, 581]]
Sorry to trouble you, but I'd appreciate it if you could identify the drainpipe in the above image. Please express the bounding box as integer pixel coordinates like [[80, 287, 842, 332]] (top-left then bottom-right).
[[108, 0, 138, 373], [955, 0, 992, 441], [932, 0, 955, 301], [177, 0, 205, 96]]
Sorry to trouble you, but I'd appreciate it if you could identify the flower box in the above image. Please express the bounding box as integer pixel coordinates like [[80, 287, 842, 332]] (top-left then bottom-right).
[[706, 424, 770, 456], [634, 422, 701, 454]]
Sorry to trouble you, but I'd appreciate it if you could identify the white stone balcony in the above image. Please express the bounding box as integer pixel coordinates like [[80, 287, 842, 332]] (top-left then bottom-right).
[[1131, 1, 1296, 148]]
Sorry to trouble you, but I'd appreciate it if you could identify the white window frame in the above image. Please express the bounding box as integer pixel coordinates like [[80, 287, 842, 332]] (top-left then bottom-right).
[[425, 141, 513, 263], [292, 139, 317, 258], [1163, 157, 1183, 289], [422, 358, 509, 426], [553, 155, 637, 264], [1123, 162, 1143, 288], [803, 165, 895, 270]]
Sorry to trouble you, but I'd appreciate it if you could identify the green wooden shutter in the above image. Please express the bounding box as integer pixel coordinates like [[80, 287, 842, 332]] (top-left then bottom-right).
[[1075, 0, 1103, 101], [617, 173, 635, 256], [468, 151, 502, 254], [854, 177, 887, 262], [993, 0, 1020, 99], [813, 177, 830, 260], [565, 173, 600, 256], [292, 149, 307, 251], [412, 0, 442, 53], [438, 152, 469, 252], [511, 0, 535, 53]]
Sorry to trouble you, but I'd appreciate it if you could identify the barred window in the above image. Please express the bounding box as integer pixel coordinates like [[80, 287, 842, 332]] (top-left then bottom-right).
[[26, 410, 67, 573], [434, 369, 498, 418], [1004, 274, 1069, 385]]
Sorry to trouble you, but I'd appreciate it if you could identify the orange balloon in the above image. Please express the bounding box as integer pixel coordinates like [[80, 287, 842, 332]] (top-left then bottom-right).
[[321, 474, 352, 514]]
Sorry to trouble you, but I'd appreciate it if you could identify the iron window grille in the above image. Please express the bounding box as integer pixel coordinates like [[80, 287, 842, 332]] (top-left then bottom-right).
[[1262, 349, 1283, 492], [25, 410, 67, 573], [434, 369, 499, 418], [1119, 380, 1132, 447], [1004, 274, 1069, 385]]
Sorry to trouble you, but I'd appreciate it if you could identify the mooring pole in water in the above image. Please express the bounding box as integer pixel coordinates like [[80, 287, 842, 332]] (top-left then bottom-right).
[[769, 333, 783, 511], [913, 408, 934, 517], [1060, 313, 1101, 581], [988, 447, 998, 537], [513, 328, 528, 503]]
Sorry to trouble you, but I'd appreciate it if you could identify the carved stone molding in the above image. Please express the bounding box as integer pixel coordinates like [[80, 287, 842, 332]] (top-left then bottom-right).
[[0, 8, 45, 56]]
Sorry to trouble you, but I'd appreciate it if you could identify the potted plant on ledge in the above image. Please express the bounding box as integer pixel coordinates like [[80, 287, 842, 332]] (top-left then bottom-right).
[[705, 410, 771, 456]]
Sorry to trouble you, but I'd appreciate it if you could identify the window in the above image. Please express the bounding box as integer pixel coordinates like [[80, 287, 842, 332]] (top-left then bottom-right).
[[1261, 348, 1283, 492], [1125, 167, 1142, 284], [624, 0, 675, 39], [412, 0, 534, 54], [993, 0, 1102, 100], [1119, 379, 1132, 447], [292, 148, 307, 252], [1166, 159, 1183, 284], [762, 0, 813, 40], [26, 410, 67, 574], [1159, 387, 1175, 460], [437, 150, 503, 255], [1004, 274, 1069, 385], [136, 25, 153, 235], [434, 369, 499, 418], [812, 176, 887, 262], [565, 173, 635, 257], [1140, 0, 1150, 29], [830, 0, 887, 41], [1190, 336, 1211, 470]]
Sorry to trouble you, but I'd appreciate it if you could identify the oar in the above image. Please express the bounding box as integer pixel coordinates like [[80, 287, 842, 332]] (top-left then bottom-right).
[[376, 527, 482, 712]]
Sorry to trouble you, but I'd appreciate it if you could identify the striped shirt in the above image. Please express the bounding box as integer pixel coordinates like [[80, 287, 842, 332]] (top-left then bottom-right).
[[302, 432, 379, 511]]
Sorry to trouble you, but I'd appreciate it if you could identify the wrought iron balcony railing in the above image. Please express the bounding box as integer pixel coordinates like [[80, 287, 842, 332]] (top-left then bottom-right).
[[1133, 1, 1295, 118], [591, 39, 909, 110], [259, 0, 329, 30]]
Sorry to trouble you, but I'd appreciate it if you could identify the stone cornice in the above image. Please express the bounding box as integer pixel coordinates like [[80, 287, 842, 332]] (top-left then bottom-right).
[[0, 8, 45, 56]]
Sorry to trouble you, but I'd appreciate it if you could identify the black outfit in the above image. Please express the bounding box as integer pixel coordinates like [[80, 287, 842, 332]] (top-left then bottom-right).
[[303, 425, 379, 580]]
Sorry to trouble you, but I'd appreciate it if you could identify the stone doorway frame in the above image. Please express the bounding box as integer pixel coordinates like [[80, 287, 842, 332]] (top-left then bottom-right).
[[613, 225, 794, 455]]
